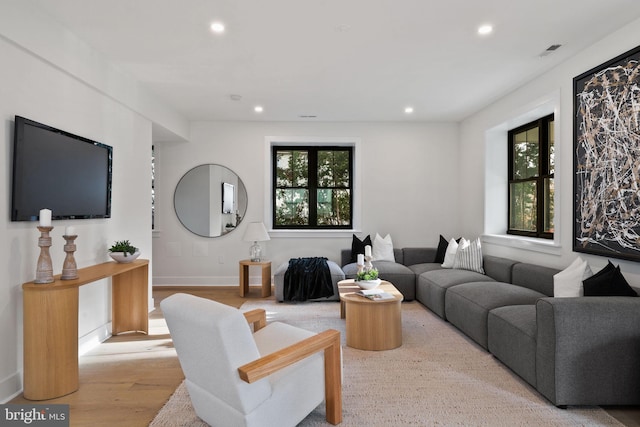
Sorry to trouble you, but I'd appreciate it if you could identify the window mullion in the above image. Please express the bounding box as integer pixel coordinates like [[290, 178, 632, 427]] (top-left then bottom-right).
[[536, 119, 546, 237], [539, 118, 549, 176], [272, 148, 278, 228], [308, 149, 318, 227]]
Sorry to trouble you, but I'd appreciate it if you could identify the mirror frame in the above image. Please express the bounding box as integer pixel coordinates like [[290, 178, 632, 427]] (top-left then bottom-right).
[[174, 164, 247, 238]]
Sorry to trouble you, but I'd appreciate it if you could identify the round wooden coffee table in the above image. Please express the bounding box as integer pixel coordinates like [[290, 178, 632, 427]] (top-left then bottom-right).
[[338, 279, 403, 350]]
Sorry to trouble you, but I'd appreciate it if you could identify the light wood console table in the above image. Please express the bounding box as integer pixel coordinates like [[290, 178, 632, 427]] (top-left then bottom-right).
[[22, 259, 149, 400]]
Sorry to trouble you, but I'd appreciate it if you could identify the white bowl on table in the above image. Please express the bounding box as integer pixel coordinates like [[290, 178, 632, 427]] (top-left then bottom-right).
[[109, 251, 140, 263], [356, 279, 381, 290]]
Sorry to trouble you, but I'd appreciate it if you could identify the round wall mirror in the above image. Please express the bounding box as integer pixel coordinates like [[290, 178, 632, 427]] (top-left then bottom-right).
[[174, 164, 248, 237]]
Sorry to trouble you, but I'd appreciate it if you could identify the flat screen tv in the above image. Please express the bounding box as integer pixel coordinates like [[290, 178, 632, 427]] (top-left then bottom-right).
[[11, 116, 113, 221]]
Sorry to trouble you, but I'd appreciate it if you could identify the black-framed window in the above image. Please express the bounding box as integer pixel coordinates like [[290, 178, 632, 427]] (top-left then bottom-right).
[[508, 114, 554, 239], [272, 146, 353, 229]]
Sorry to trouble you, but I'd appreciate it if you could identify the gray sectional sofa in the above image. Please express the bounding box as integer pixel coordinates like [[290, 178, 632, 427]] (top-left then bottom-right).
[[341, 247, 640, 407]]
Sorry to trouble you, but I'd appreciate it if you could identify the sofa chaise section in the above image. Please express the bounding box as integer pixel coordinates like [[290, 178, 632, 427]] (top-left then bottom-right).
[[535, 296, 640, 406]]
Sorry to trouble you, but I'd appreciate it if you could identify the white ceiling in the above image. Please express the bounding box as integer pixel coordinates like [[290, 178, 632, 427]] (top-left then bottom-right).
[[25, 0, 640, 122]]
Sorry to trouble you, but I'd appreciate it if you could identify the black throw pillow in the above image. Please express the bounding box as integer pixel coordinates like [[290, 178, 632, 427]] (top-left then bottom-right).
[[588, 260, 615, 281], [435, 235, 449, 264], [350, 234, 372, 264], [435, 235, 462, 264], [583, 262, 638, 297]]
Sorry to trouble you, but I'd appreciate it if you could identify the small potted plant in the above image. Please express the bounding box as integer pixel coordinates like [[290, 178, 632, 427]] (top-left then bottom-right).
[[108, 240, 140, 263], [355, 268, 381, 289]]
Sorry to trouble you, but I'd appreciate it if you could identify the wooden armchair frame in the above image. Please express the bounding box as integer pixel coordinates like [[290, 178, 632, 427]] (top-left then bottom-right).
[[240, 309, 342, 425]]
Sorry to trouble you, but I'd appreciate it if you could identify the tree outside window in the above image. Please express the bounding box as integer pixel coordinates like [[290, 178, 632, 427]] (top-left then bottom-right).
[[508, 114, 554, 239], [273, 146, 352, 229]]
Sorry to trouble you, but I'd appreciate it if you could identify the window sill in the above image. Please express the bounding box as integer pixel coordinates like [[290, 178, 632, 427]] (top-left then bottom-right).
[[482, 233, 562, 256], [268, 229, 361, 239]]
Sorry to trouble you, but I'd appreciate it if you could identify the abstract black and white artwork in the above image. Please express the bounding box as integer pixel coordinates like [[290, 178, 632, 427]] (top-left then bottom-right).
[[573, 45, 640, 261]]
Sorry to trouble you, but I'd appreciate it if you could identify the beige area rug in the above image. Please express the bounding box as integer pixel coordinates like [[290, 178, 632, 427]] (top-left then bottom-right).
[[151, 300, 622, 426]]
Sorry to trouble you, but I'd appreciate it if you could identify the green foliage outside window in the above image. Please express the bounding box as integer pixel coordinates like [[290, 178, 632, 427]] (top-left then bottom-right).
[[508, 115, 554, 238], [274, 146, 352, 228]]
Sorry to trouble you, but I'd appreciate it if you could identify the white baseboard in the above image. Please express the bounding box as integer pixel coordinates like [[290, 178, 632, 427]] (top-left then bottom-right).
[[78, 323, 112, 356], [153, 276, 251, 286], [0, 372, 22, 403], [78, 297, 156, 356]]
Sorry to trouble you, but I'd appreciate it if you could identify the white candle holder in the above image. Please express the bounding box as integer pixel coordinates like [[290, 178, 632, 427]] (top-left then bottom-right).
[[61, 235, 78, 280], [35, 226, 54, 284], [364, 255, 373, 272]]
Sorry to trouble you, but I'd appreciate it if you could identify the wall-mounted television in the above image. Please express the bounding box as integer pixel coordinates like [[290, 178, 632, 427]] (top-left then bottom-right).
[[11, 116, 113, 221]]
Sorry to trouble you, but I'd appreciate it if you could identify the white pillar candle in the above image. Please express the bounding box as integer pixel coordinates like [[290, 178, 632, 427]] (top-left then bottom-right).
[[364, 245, 372, 257], [357, 254, 364, 266], [39, 209, 52, 227], [65, 226, 75, 236]]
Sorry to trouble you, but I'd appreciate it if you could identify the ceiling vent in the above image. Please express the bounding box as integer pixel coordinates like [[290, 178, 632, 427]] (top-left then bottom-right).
[[539, 44, 562, 58]]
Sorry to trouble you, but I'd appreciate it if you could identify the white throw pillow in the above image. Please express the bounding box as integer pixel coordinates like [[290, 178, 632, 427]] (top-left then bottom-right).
[[441, 238, 459, 268], [453, 237, 485, 274], [372, 233, 395, 262], [457, 237, 470, 252], [553, 257, 593, 297]]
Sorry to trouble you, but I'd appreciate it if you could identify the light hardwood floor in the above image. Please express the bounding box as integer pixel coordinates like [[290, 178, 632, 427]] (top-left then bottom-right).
[[10, 285, 640, 426], [9, 286, 254, 427]]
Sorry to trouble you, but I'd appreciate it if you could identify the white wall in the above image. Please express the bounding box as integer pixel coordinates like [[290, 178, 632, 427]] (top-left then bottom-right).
[[0, 2, 189, 143], [0, 3, 182, 402], [153, 121, 460, 285], [459, 17, 640, 283]]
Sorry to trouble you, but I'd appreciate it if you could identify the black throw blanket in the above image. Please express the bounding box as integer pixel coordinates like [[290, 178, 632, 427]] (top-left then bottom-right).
[[283, 257, 334, 302]]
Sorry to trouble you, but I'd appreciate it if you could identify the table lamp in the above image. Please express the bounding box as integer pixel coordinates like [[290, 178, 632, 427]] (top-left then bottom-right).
[[243, 222, 270, 261]]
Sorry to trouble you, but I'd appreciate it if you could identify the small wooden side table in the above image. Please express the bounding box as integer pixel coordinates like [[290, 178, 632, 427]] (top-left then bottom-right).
[[239, 260, 272, 297]]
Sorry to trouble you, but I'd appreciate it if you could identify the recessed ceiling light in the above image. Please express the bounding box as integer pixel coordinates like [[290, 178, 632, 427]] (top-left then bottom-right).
[[210, 21, 225, 33], [254, 105, 264, 113], [478, 24, 493, 35], [229, 94, 242, 101], [404, 107, 414, 114]]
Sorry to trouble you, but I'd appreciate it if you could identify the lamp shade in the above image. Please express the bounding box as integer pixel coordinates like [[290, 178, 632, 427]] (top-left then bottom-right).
[[243, 222, 270, 242]]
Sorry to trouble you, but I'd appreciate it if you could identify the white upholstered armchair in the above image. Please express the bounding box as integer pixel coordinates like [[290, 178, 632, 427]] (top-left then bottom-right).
[[161, 293, 342, 426]]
